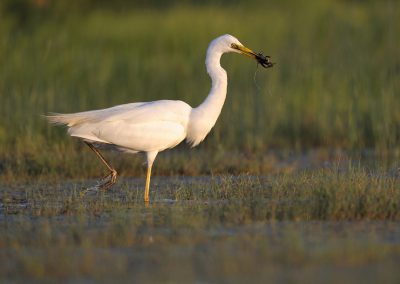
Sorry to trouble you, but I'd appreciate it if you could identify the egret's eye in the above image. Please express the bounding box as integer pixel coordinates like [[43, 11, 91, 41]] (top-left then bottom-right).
[[231, 43, 239, 49]]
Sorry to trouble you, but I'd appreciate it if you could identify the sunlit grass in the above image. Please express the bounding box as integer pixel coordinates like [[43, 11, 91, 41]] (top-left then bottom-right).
[[3, 166, 399, 220], [1, 167, 400, 282]]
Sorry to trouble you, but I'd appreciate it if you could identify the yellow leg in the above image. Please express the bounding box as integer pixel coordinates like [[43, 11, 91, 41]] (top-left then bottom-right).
[[144, 164, 152, 203]]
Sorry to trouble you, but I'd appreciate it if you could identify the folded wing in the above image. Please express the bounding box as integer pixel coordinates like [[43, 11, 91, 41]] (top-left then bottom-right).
[[47, 100, 192, 152]]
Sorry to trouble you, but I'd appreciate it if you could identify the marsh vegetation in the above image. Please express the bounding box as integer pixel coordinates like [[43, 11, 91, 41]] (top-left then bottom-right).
[[0, 0, 399, 282], [1, 165, 400, 282]]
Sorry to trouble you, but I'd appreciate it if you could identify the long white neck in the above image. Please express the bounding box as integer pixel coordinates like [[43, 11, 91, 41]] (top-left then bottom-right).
[[197, 49, 228, 115], [186, 46, 228, 146]]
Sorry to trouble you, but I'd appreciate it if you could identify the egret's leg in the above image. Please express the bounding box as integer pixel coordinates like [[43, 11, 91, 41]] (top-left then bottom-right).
[[144, 163, 152, 203], [144, 151, 158, 203], [85, 142, 117, 190]]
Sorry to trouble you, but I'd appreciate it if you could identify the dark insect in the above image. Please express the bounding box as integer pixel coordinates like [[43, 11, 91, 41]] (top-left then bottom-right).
[[256, 52, 275, 68]]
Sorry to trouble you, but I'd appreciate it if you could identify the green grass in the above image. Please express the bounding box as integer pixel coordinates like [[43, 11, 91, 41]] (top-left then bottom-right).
[[0, 0, 399, 180], [1, 167, 400, 282], [2, 165, 400, 220]]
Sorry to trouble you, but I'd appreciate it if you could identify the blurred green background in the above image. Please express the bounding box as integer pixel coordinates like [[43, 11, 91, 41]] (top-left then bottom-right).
[[0, 0, 399, 180]]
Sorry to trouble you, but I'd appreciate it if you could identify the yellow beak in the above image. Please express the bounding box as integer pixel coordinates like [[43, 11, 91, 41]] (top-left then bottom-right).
[[231, 43, 257, 59]]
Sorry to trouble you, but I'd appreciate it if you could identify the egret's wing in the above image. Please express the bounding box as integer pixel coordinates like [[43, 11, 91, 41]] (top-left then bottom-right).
[[101, 100, 191, 125], [65, 100, 192, 151]]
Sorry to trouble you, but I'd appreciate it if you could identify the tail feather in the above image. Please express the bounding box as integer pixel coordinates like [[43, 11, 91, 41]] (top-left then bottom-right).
[[45, 112, 89, 127]]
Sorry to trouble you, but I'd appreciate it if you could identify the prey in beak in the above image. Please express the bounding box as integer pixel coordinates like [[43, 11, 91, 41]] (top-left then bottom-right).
[[231, 43, 275, 68], [255, 53, 274, 68]]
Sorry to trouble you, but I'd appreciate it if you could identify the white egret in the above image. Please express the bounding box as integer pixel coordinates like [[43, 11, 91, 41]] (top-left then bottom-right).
[[47, 34, 273, 202]]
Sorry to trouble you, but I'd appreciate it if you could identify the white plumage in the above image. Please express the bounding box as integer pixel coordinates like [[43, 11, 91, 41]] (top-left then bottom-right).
[[47, 34, 272, 202]]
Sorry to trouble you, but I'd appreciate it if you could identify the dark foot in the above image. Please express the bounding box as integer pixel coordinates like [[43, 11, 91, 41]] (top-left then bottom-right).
[[82, 170, 118, 194], [101, 169, 117, 188]]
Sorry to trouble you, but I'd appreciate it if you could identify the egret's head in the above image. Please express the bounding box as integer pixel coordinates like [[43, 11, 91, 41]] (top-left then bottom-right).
[[219, 34, 274, 68]]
